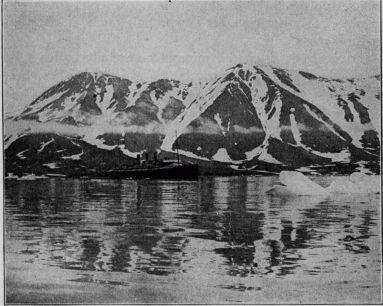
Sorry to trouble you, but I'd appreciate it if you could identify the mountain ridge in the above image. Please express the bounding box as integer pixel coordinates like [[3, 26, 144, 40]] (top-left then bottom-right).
[[4, 63, 381, 176]]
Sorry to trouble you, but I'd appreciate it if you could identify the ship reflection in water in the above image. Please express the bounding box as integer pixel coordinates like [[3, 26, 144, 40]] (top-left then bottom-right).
[[4, 176, 381, 303]]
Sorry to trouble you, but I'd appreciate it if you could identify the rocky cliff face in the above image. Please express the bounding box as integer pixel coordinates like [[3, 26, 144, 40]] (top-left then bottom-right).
[[5, 64, 381, 176]]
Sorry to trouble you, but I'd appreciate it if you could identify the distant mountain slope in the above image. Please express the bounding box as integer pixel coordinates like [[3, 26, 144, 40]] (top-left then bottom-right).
[[17, 72, 193, 126], [4, 64, 381, 176]]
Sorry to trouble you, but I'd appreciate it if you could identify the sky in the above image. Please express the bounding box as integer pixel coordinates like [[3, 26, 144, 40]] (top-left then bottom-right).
[[3, 0, 380, 113]]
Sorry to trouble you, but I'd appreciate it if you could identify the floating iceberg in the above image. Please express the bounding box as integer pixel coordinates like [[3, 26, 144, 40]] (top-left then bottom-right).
[[270, 171, 329, 196], [268, 171, 380, 196], [327, 172, 380, 194]]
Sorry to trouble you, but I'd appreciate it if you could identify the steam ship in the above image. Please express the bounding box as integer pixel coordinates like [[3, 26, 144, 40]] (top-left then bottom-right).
[[107, 151, 199, 180]]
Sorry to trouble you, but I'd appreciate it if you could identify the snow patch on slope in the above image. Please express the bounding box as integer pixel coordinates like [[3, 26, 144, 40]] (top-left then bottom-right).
[[262, 66, 377, 148], [176, 149, 210, 162], [213, 113, 226, 135], [161, 78, 232, 151], [27, 89, 70, 114], [117, 144, 141, 158], [82, 134, 115, 151], [4, 133, 24, 150], [211, 148, 239, 163], [37, 138, 54, 153], [62, 151, 83, 160], [289, 110, 350, 163], [354, 161, 374, 175], [43, 163, 60, 169], [16, 149, 28, 159], [241, 69, 284, 165], [258, 149, 283, 164], [245, 144, 283, 165]]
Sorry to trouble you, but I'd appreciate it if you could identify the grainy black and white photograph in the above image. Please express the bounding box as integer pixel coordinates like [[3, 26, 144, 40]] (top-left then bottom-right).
[[2, 0, 381, 304]]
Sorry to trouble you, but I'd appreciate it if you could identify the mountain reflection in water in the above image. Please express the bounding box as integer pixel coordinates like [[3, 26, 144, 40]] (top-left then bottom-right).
[[4, 176, 381, 299]]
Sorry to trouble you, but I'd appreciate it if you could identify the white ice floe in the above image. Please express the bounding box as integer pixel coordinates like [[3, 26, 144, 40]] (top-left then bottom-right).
[[269, 171, 380, 196], [327, 172, 380, 194], [277, 171, 328, 195]]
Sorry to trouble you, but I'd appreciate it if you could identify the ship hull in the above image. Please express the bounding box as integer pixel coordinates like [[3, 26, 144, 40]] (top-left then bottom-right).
[[107, 164, 199, 180]]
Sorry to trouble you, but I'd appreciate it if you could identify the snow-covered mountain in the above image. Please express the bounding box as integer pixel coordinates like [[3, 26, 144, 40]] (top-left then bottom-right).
[[15, 72, 195, 126], [4, 64, 381, 176]]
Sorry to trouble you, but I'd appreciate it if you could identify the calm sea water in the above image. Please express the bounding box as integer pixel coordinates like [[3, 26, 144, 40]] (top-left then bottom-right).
[[4, 176, 381, 303]]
